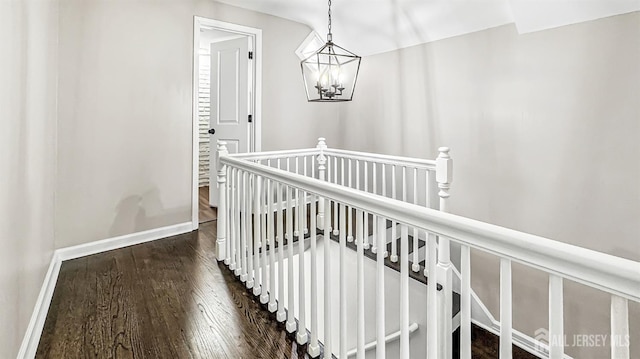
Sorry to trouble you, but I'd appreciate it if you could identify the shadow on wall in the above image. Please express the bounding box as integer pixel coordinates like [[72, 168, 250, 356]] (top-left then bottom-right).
[[109, 187, 190, 237]]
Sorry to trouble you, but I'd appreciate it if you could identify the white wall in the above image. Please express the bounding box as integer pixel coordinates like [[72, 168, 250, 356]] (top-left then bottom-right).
[[0, 1, 58, 357], [55, 0, 339, 248], [337, 12, 640, 357]]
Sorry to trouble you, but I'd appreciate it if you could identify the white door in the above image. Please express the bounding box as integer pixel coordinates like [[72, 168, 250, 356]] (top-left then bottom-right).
[[209, 36, 251, 206]]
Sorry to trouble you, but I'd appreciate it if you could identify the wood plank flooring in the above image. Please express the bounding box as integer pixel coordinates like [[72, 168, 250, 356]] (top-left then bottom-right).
[[37, 219, 537, 359], [36, 221, 309, 359], [199, 186, 217, 224]]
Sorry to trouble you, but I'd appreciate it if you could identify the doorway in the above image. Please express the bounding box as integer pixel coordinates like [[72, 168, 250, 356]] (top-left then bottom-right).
[[192, 17, 262, 227]]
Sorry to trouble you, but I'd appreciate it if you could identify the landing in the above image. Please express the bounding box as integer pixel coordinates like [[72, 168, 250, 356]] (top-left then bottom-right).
[[36, 221, 537, 359], [36, 221, 309, 358]]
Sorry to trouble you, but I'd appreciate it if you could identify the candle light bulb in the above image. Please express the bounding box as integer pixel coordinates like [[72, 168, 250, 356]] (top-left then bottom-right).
[[321, 75, 328, 87], [331, 67, 340, 85]]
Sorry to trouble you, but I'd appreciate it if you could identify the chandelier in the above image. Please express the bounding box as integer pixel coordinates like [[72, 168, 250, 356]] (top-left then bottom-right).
[[301, 0, 361, 102]]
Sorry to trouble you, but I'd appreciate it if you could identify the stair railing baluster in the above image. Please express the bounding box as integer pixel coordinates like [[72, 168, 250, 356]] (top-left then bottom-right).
[[216, 141, 228, 262], [230, 167, 237, 271], [297, 186, 308, 344], [303, 156, 308, 236], [267, 160, 277, 313], [348, 158, 353, 243], [427, 231, 438, 359], [382, 163, 386, 198], [236, 168, 243, 276], [327, 156, 332, 233], [460, 243, 471, 358], [324, 198, 333, 358], [500, 258, 513, 359], [400, 222, 410, 359], [339, 202, 347, 359], [276, 170, 286, 322], [226, 165, 232, 265], [308, 192, 320, 357], [376, 215, 386, 359], [412, 167, 420, 272], [332, 156, 338, 236], [371, 162, 377, 254], [286, 183, 296, 333], [400, 167, 408, 264], [234, 168, 241, 275], [611, 295, 630, 359], [436, 147, 453, 358], [253, 170, 261, 296], [353, 159, 359, 248], [356, 208, 366, 359], [381, 164, 387, 258], [246, 172, 254, 288], [294, 156, 300, 238], [364, 161, 370, 249], [548, 274, 564, 359], [424, 170, 430, 277], [391, 165, 398, 262], [316, 138, 326, 230], [260, 175, 269, 304]]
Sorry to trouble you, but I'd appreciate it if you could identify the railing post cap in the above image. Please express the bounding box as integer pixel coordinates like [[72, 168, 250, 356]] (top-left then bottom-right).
[[316, 137, 328, 151], [436, 146, 452, 184], [216, 141, 229, 170]]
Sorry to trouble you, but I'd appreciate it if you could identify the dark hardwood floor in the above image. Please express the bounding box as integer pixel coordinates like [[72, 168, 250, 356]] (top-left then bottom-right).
[[199, 186, 217, 224], [36, 221, 309, 358], [36, 219, 537, 359]]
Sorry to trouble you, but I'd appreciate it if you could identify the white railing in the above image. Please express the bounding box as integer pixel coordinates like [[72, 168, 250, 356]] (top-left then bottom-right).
[[215, 138, 639, 359]]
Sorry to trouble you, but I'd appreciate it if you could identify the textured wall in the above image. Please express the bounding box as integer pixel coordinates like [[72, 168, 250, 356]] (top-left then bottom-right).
[[55, 0, 339, 248], [0, 1, 58, 357], [337, 13, 640, 357]]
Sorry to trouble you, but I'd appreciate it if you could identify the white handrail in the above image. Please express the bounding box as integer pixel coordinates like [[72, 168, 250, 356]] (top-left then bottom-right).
[[230, 148, 318, 160], [221, 154, 640, 302], [324, 148, 436, 170], [230, 147, 438, 170]]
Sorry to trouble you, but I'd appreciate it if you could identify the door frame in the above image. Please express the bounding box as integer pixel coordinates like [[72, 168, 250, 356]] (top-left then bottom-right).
[[192, 16, 263, 229]]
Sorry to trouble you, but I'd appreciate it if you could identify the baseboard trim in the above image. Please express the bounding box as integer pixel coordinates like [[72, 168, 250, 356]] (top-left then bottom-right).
[[16, 252, 61, 359], [57, 222, 193, 261], [17, 221, 193, 358]]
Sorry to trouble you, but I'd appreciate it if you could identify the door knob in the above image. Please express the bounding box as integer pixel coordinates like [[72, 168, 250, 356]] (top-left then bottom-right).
[[208, 128, 215, 135]]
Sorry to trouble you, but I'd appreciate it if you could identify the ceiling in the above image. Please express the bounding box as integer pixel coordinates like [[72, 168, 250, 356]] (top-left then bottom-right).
[[215, 0, 640, 56]]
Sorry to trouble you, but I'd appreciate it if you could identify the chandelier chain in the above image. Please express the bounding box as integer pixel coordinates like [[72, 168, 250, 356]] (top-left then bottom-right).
[[327, 0, 332, 40]]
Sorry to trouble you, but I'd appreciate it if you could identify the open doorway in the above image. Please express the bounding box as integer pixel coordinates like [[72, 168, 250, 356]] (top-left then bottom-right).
[[192, 17, 262, 227]]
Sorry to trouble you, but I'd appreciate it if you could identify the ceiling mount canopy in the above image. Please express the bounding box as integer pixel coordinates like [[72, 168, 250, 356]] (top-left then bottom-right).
[[301, 0, 361, 102]]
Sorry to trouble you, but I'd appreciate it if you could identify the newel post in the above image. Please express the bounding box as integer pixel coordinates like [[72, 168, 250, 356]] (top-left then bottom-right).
[[216, 141, 229, 262], [436, 147, 453, 358], [316, 137, 327, 230]]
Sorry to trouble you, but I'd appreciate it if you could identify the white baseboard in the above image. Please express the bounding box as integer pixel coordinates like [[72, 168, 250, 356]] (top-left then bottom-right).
[[16, 252, 62, 359], [17, 221, 193, 358], [57, 222, 193, 261]]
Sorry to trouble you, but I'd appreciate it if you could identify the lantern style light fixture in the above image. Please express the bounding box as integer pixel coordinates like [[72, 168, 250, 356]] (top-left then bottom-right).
[[301, 0, 361, 102]]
